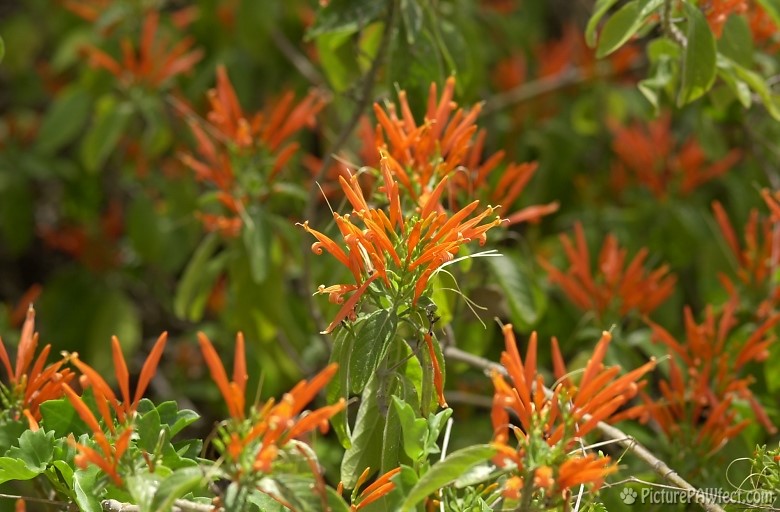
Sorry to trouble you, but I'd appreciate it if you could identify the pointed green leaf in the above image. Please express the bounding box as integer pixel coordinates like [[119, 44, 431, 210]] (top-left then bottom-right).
[[80, 96, 133, 173], [678, 2, 716, 105], [341, 376, 385, 488], [488, 256, 546, 329], [36, 87, 92, 155], [150, 467, 206, 512], [586, 0, 621, 47], [400, 444, 497, 511], [173, 233, 226, 321], [0, 457, 40, 484], [349, 309, 397, 394], [392, 396, 427, 461], [241, 205, 271, 284]]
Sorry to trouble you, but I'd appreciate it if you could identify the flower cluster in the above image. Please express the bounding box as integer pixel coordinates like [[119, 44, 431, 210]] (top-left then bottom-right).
[[539, 222, 676, 319], [82, 11, 203, 88], [373, 77, 558, 225], [62, 333, 167, 486], [198, 333, 345, 479], [712, 199, 779, 316], [609, 113, 741, 198], [301, 161, 504, 333], [0, 306, 74, 429], [491, 325, 655, 504], [641, 298, 780, 457], [180, 65, 327, 236]]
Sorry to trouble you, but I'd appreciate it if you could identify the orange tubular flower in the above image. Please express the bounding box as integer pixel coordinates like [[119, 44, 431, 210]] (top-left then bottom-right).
[[491, 324, 653, 500], [609, 114, 741, 198], [351, 467, 401, 511], [179, 65, 326, 236], [198, 333, 345, 480], [712, 200, 779, 315], [642, 297, 780, 454], [300, 166, 504, 333], [82, 11, 203, 88], [373, 77, 557, 225], [67, 332, 168, 427], [539, 222, 676, 319], [0, 306, 74, 429]]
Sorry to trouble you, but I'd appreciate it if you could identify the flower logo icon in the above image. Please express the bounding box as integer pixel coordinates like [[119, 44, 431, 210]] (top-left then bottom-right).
[[620, 487, 638, 505]]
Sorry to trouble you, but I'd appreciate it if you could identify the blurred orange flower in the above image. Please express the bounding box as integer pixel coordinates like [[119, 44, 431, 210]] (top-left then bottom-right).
[[539, 222, 676, 318]]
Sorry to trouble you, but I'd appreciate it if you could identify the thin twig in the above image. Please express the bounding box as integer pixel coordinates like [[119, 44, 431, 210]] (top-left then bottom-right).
[[270, 28, 324, 86], [661, 0, 687, 47], [102, 498, 215, 512], [443, 345, 727, 512], [300, 0, 398, 339]]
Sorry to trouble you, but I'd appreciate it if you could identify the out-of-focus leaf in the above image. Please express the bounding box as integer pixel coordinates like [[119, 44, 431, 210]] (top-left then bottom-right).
[[0, 36, 5, 64], [596, 0, 662, 58], [400, 0, 423, 44], [327, 328, 352, 448], [586, 0, 621, 47], [755, 0, 780, 26], [126, 472, 160, 511], [36, 87, 92, 155], [488, 256, 546, 329], [315, 31, 360, 92], [173, 233, 226, 322], [0, 170, 34, 255], [725, 56, 780, 120], [400, 444, 497, 511], [718, 15, 753, 67], [241, 205, 271, 284], [678, 2, 716, 105], [307, 0, 387, 38], [80, 95, 133, 173]]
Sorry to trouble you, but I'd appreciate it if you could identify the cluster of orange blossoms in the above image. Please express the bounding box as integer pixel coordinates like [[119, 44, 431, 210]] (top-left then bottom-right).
[[0, 306, 74, 429], [373, 76, 558, 225], [82, 11, 203, 88], [642, 298, 780, 455], [301, 161, 504, 333], [62, 333, 167, 486], [198, 333, 345, 478], [609, 114, 741, 198], [713, 198, 780, 316], [539, 222, 676, 319], [181, 65, 327, 237], [491, 325, 655, 500]]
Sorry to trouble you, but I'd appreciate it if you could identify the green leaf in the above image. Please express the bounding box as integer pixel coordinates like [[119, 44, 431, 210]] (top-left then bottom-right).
[[586, 0, 621, 47], [173, 233, 226, 321], [0, 36, 5, 64], [400, 0, 423, 44], [80, 95, 133, 173], [596, 1, 640, 58], [7, 429, 54, 472], [678, 2, 717, 105], [241, 205, 271, 284], [349, 309, 397, 394], [136, 406, 163, 453], [150, 467, 205, 512], [381, 399, 405, 473], [316, 31, 361, 92], [392, 396, 428, 461], [400, 444, 497, 511], [725, 56, 780, 120], [126, 472, 160, 511], [40, 398, 89, 438], [155, 401, 200, 437], [596, 0, 662, 58], [488, 256, 546, 329], [307, 0, 387, 38], [341, 376, 385, 488], [0, 457, 41, 484], [718, 15, 753, 67], [74, 467, 103, 512], [327, 328, 351, 448], [35, 87, 92, 155]]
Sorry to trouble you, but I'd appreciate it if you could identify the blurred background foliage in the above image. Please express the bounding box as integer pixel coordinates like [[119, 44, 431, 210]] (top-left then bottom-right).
[[2, 0, 780, 508]]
